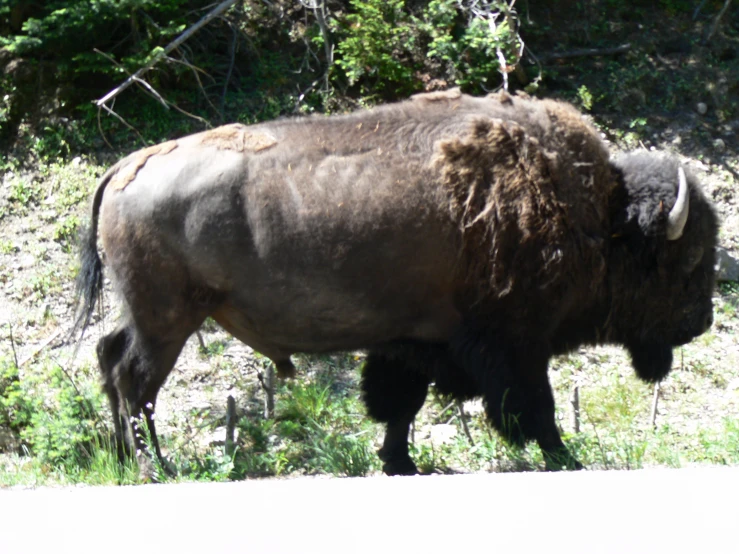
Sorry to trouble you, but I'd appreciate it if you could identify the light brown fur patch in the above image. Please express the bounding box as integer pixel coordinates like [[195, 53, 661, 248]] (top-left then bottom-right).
[[200, 123, 277, 152], [110, 140, 178, 191], [435, 118, 575, 299], [412, 87, 462, 103]]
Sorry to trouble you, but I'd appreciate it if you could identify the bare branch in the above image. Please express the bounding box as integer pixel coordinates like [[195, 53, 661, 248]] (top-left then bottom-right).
[[456, 400, 475, 446], [693, 0, 709, 20], [705, 0, 733, 43], [221, 21, 239, 119], [8, 323, 19, 370], [570, 383, 580, 433], [650, 381, 661, 429], [100, 103, 147, 147], [538, 43, 631, 62], [164, 53, 221, 120], [166, 100, 211, 128], [18, 329, 62, 368], [95, 0, 239, 108], [298, 0, 333, 93], [134, 77, 169, 110]]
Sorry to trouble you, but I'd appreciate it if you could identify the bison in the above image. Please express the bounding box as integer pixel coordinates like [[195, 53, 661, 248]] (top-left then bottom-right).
[[73, 89, 718, 477]]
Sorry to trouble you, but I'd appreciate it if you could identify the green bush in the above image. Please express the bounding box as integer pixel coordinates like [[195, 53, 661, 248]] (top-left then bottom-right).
[[421, 0, 521, 91], [333, 0, 419, 98], [332, 0, 522, 98], [0, 357, 106, 472], [0, 0, 193, 77]]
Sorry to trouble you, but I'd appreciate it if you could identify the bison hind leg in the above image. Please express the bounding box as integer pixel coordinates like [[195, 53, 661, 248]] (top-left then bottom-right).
[[97, 324, 135, 462], [361, 344, 436, 476], [96, 317, 201, 481]]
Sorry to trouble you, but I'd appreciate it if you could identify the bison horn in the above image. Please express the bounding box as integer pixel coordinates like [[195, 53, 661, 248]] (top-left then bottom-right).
[[666, 167, 689, 241]]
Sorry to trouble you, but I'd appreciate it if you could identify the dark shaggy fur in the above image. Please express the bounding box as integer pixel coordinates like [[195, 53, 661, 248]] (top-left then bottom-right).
[[74, 89, 719, 477]]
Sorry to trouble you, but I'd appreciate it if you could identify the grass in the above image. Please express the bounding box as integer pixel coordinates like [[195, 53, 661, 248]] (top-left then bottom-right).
[[1, 308, 738, 486]]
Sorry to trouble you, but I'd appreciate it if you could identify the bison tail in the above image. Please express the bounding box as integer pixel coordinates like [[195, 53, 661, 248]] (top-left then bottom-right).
[[70, 167, 115, 342]]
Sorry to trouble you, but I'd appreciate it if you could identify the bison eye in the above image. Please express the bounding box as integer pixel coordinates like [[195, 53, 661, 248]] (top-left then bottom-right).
[[683, 246, 704, 273]]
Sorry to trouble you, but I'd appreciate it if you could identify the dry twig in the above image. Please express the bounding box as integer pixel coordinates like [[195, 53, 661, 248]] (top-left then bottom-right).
[[456, 400, 475, 446], [650, 381, 661, 429], [18, 329, 62, 368], [693, 0, 709, 20], [705, 0, 733, 43], [7, 323, 19, 370], [538, 43, 631, 62], [95, 0, 238, 109], [225, 395, 236, 456]]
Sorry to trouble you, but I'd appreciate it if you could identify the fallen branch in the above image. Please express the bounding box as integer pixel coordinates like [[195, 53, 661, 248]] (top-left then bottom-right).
[[18, 329, 62, 367], [538, 43, 631, 62], [95, 0, 238, 109]]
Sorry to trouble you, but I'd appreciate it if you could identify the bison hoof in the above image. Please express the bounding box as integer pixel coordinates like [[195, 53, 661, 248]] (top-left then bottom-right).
[[382, 457, 419, 476]]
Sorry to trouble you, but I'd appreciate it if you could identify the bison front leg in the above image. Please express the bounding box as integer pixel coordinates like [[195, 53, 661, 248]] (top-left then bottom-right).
[[491, 347, 582, 471], [361, 349, 430, 476], [452, 329, 581, 471]]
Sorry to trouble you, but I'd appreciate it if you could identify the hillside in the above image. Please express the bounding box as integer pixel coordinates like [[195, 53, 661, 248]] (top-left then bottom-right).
[[0, 1, 737, 484]]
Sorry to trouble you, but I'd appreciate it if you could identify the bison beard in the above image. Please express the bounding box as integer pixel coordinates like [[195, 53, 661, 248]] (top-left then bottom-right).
[[73, 89, 719, 478]]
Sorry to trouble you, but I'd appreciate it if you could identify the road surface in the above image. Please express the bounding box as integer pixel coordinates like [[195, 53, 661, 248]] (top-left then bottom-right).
[[1, 468, 736, 553]]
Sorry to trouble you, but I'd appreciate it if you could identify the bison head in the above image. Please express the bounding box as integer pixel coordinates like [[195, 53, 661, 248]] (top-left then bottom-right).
[[608, 152, 719, 382]]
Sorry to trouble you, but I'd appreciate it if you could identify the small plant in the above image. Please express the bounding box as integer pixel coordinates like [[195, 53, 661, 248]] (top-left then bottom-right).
[[577, 85, 594, 111], [0, 356, 109, 478], [8, 179, 43, 213], [0, 357, 34, 434], [53, 215, 80, 253], [0, 240, 14, 254], [199, 338, 230, 358], [311, 432, 377, 477], [411, 442, 442, 474]]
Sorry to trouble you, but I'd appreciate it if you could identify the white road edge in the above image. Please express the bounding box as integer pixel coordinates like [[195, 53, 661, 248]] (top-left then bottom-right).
[[1, 468, 736, 553]]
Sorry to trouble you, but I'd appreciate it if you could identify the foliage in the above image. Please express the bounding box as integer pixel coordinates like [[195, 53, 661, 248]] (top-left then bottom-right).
[[231, 361, 379, 478], [0, 357, 33, 434], [420, 0, 521, 91], [0, 0, 192, 76], [577, 84, 594, 111], [331, 0, 522, 98], [0, 356, 107, 473], [333, 0, 418, 97]]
